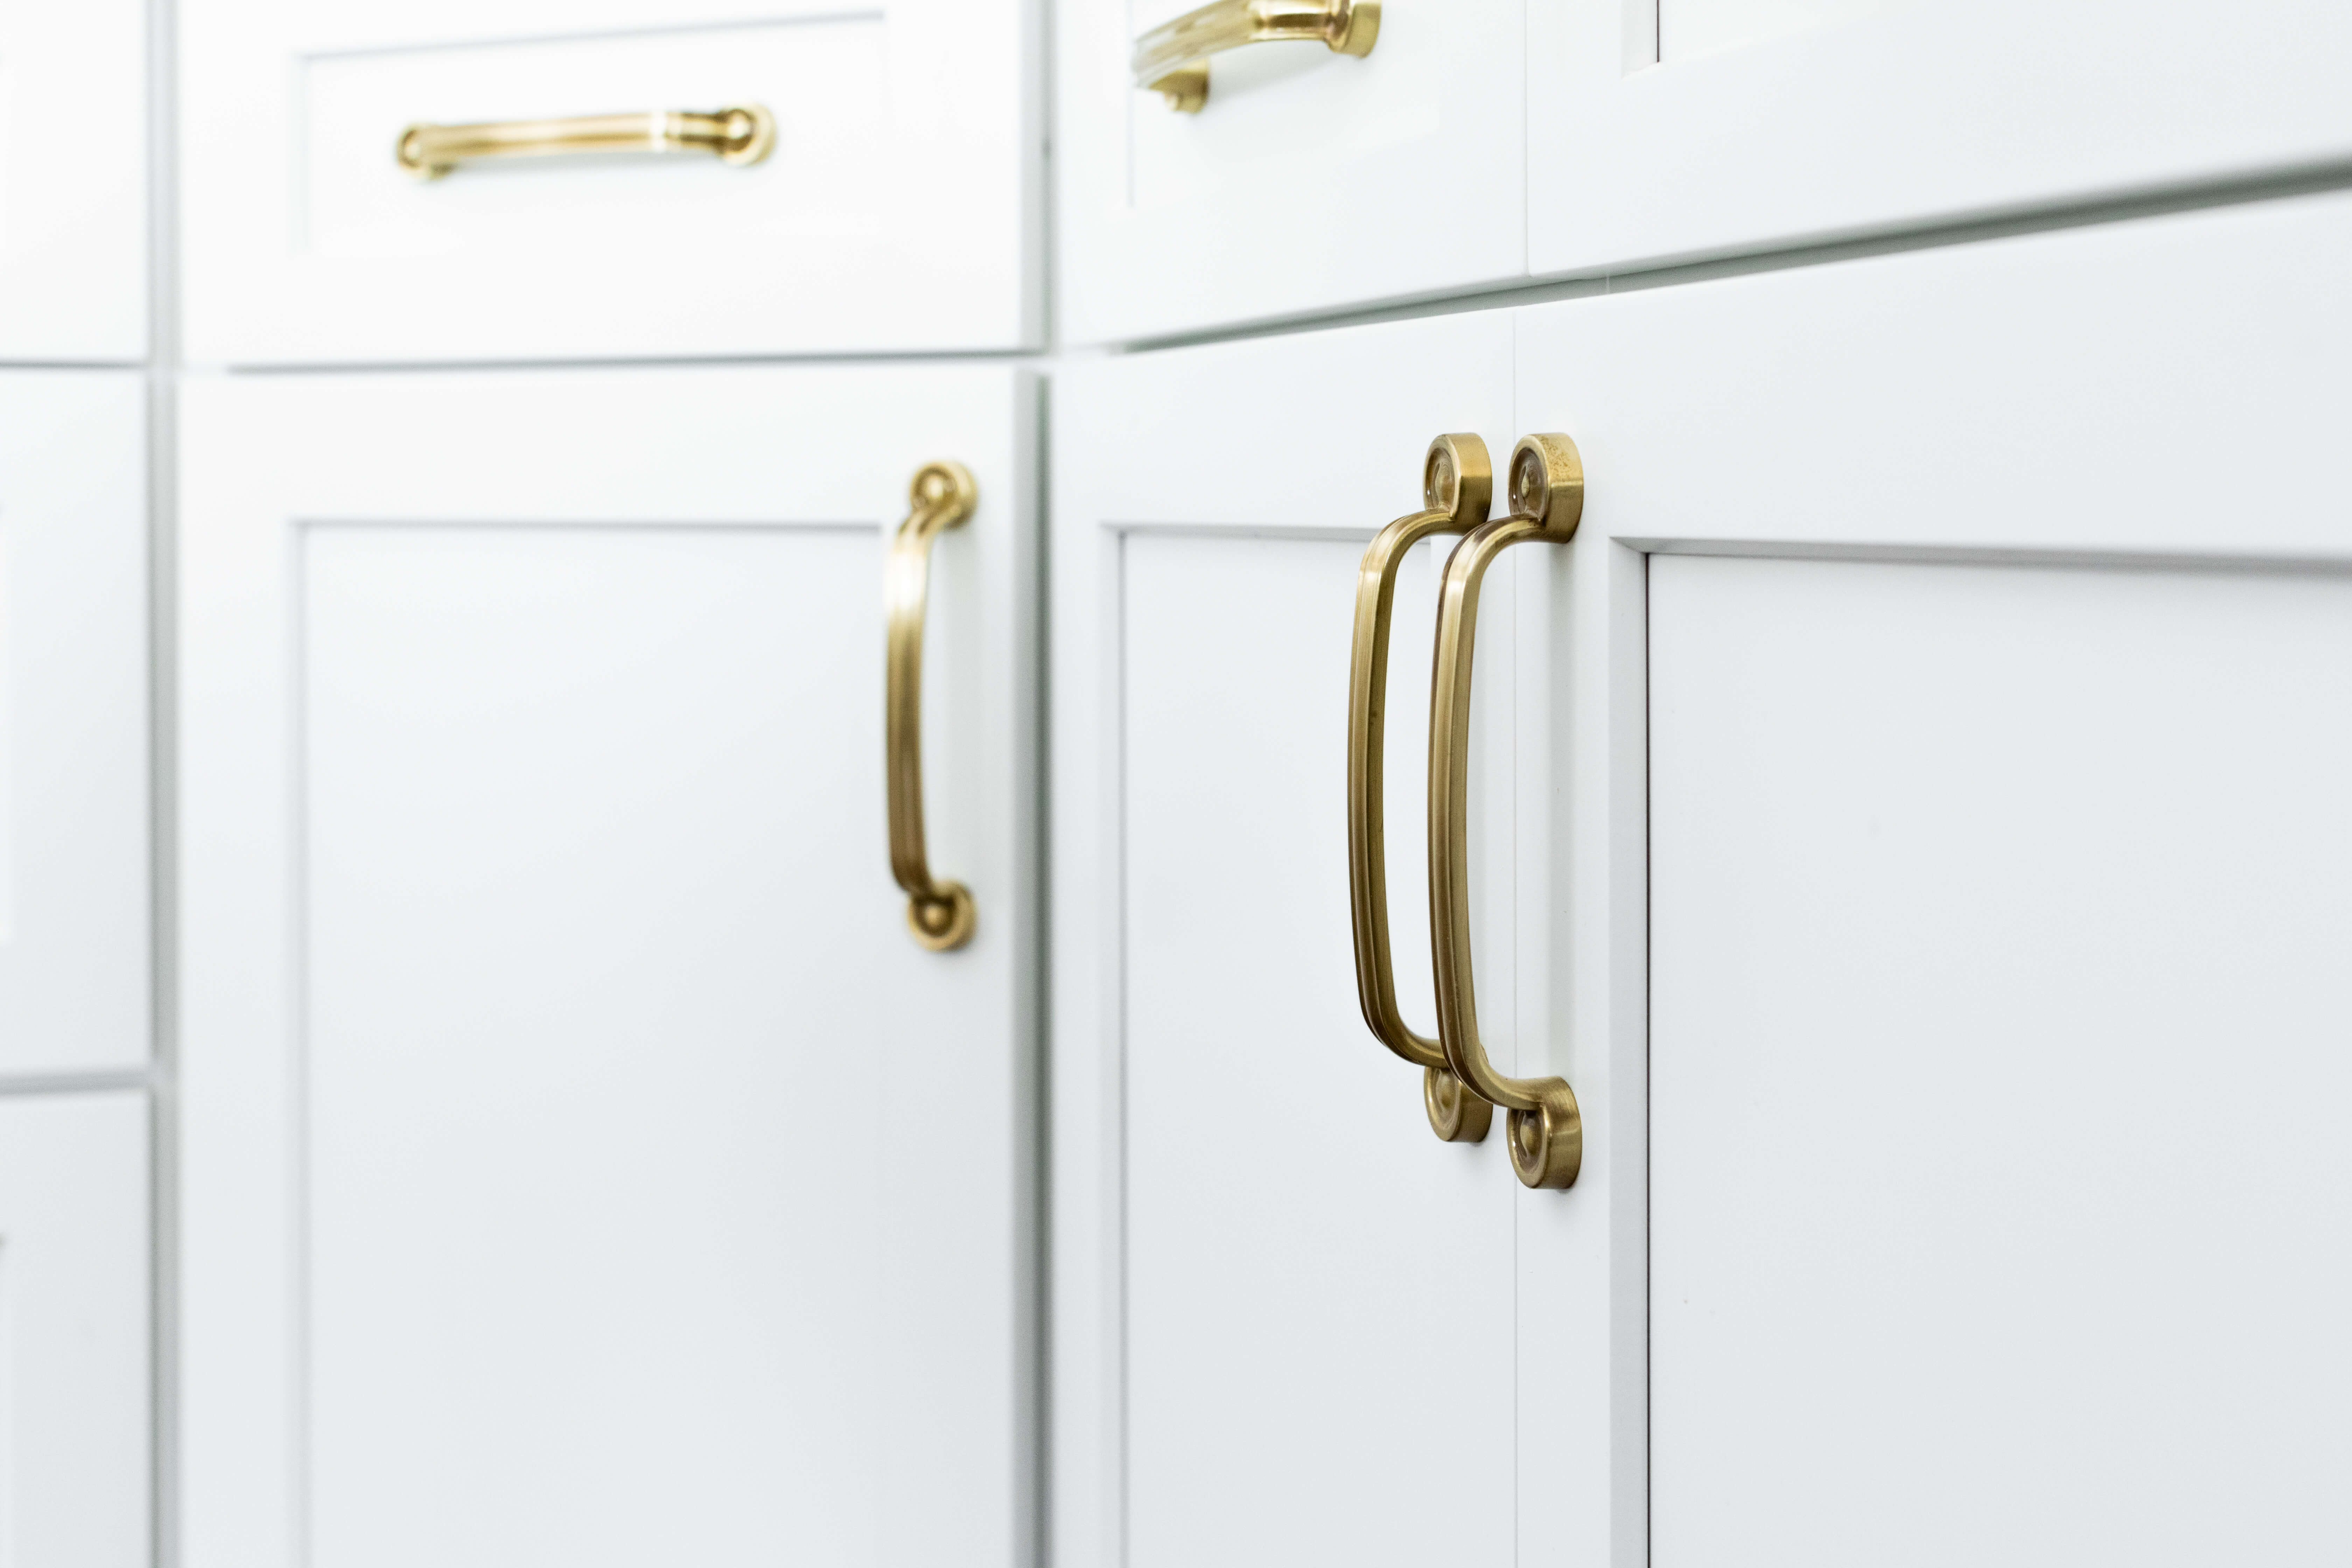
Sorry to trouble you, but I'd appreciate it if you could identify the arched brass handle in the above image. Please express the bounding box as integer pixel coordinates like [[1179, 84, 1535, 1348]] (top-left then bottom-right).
[[396, 105, 775, 180], [886, 461, 979, 952], [1348, 436, 1497, 1144], [1132, 0, 1380, 112], [1429, 436, 1587, 1189]]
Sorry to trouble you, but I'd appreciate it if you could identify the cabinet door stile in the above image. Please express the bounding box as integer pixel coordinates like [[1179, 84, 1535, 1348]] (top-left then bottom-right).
[[1502, 485, 1651, 1568], [0, 373, 150, 1075]]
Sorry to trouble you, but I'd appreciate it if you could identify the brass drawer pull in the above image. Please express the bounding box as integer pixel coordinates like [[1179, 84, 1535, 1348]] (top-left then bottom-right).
[[1132, 0, 1379, 112], [1429, 436, 1587, 1189], [395, 105, 776, 180], [1349, 436, 1496, 1145], [886, 461, 980, 952]]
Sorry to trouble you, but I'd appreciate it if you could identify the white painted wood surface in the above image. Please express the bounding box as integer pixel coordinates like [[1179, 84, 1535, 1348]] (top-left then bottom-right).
[[180, 365, 1038, 1568], [1056, 0, 1523, 344], [0, 373, 149, 1075], [1531, 0, 2352, 278], [0, 0, 146, 360], [1514, 186, 2352, 1563], [0, 1092, 152, 1568], [1054, 177, 2352, 1568], [1051, 315, 1535, 1566], [1650, 554, 2352, 1564], [181, 0, 1041, 363]]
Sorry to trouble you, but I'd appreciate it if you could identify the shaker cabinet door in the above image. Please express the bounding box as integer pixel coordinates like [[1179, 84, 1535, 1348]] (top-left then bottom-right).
[[1518, 187, 2352, 1563], [1529, 0, 2352, 279], [182, 0, 1040, 364], [0, 374, 150, 1075], [180, 366, 1039, 1568], [1056, 0, 1524, 345], [0, 0, 145, 360], [1052, 316, 1617, 1566]]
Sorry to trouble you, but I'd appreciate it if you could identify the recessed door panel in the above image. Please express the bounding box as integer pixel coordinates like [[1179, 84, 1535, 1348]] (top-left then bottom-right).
[[1120, 531, 1515, 1568], [1649, 553, 2352, 1563], [302, 524, 884, 1565], [1657, 0, 1896, 61]]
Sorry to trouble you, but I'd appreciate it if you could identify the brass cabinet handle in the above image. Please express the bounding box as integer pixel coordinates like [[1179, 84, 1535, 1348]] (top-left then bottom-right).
[[395, 105, 776, 180], [886, 461, 980, 952], [1132, 0, 1380, 112], [1349, 436, 1497, 1145], [1429, 436, 1587, 1189]]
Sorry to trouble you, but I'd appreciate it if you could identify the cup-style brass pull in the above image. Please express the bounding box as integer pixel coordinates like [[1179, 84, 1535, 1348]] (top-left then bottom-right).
[[886, 461, 979, 952], [1349, 436, 1497, 1145], [395, 106, 776, 180], [1429, 436, 1587, 1189], [1132, 0, 1379, 112]]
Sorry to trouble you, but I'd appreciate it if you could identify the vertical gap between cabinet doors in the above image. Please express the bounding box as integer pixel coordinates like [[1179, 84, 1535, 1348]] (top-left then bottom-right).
[[1640, 548, 1654, 1568], [1114, 526, 1133, 1568], [1026, 369, 1053, 1568], [145, 0, 182, 1554]]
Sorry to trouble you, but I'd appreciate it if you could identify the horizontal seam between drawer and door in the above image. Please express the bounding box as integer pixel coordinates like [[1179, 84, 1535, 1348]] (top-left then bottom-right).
[[1113, 151, 2352, 356]]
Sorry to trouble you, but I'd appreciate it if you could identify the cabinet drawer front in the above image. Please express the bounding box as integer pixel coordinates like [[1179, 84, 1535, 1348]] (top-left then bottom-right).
[[1531, 0, 2352, 279], [0, 375, 148, 1075], [1057, 0, 1524, 344], [0, 1093, 152, 1568], [0, 1, 146, 360], [183, 1, 1038, 363]]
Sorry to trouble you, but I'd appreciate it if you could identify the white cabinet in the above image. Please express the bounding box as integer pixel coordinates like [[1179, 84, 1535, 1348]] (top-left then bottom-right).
[[0, 1092, 153, 1568], [182, 0, 1041, 364], [1056, 186, 2352, 1565], [1530, 0, 2352, 276], [1056, 0, 1524, 345], [0, 1, 146, 360], [0, 373, 149, 1075], [180, 365, 1038, 1568]]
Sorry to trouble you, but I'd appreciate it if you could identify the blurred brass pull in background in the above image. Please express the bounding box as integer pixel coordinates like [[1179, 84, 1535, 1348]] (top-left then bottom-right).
[[1132, 0, 1379, 112], [1429, 436, 1586, 1189], [396, 105, 776, 179], [886, 461, 980, 952], [1348, 435, 1497, 1145]]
